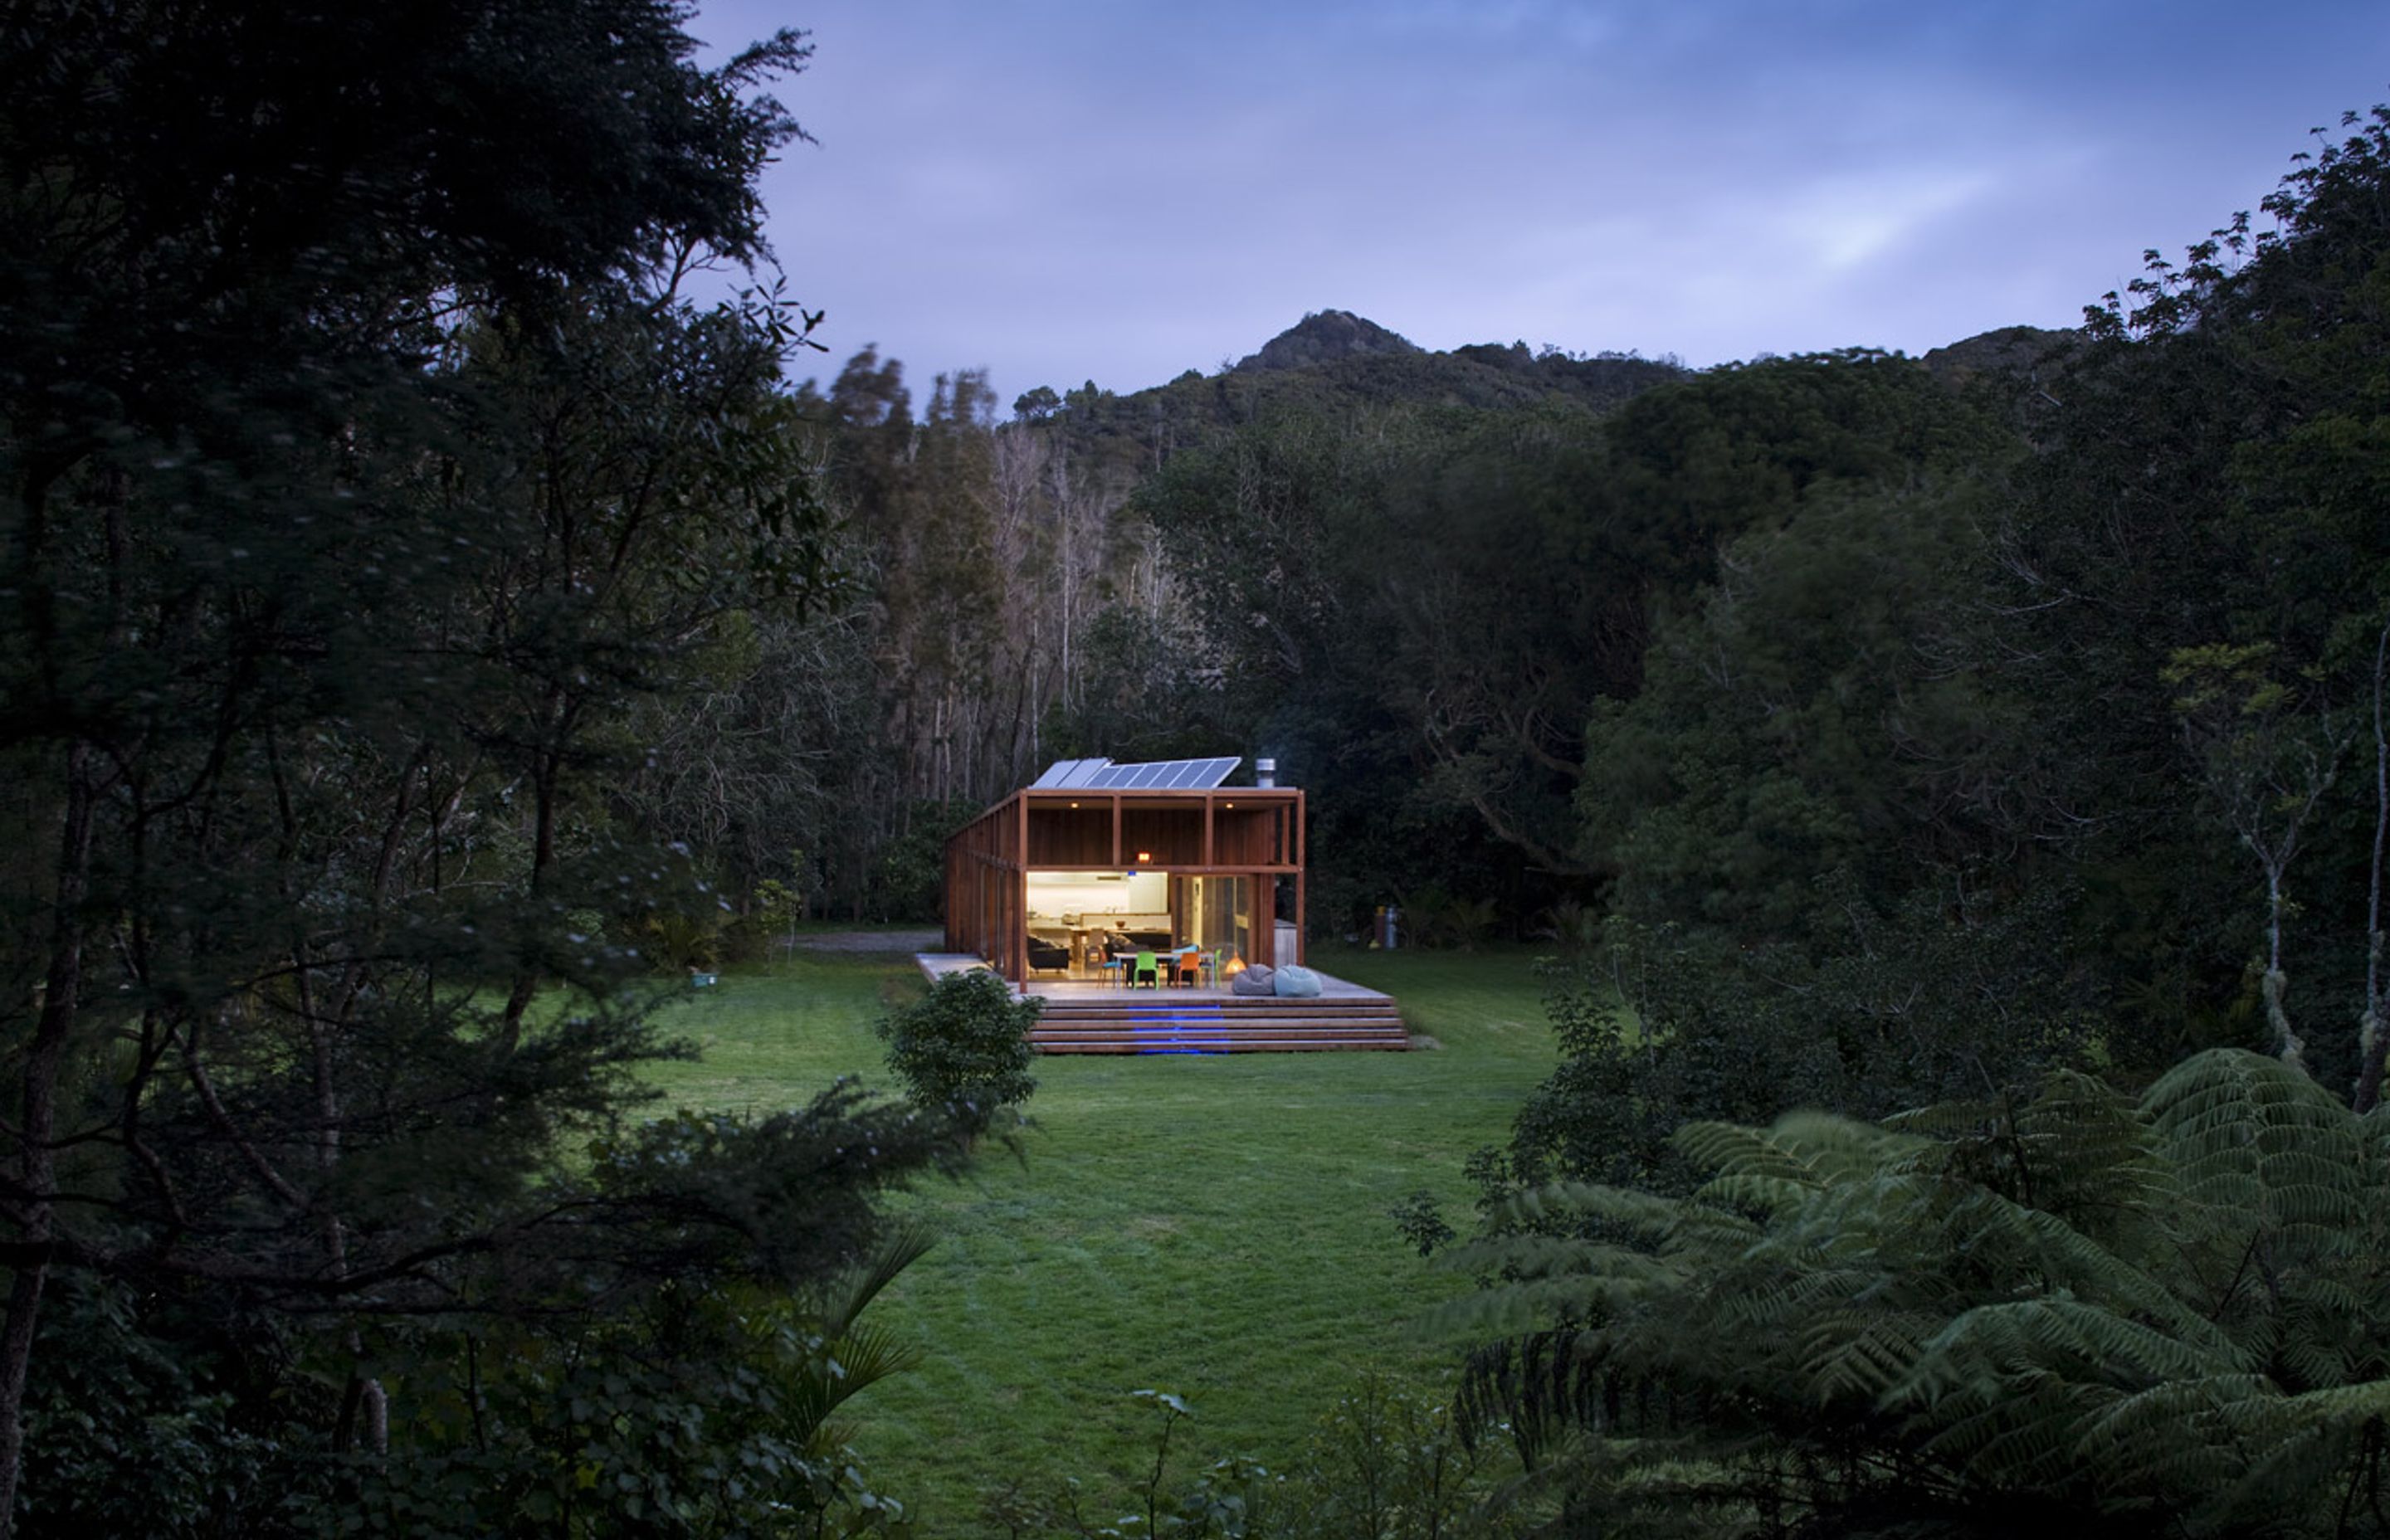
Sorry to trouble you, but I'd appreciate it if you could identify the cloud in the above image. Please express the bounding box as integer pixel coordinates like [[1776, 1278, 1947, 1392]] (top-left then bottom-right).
[[1767, 168, 2001, 274], [700, 0, 2390, 393]]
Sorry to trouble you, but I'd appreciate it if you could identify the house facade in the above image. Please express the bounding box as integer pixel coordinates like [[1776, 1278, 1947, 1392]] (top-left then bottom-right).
[[942, 758, 1305, 987]]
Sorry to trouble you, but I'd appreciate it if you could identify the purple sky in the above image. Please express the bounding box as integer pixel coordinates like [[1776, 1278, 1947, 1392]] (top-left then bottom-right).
[[691, 1, 2390, 403]]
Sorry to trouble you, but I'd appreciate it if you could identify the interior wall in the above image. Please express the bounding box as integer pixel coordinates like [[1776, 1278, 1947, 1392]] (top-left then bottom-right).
[[1026, 870, 1168, 924]]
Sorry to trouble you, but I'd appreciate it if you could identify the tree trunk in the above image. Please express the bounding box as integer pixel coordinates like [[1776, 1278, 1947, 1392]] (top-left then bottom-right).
[[0, 741, 100, 1539], [2263, 859, 2306, 1073], [2355, 620, 2390, 1111]]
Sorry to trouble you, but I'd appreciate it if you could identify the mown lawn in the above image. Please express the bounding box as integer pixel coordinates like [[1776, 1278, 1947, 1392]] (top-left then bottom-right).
[[641, 941, 1561, 1534]]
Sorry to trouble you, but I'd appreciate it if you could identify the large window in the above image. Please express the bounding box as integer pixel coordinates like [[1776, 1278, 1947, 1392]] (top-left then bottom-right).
[[1025, 870, 1169, 976], [1021, 870, 1256, 978]]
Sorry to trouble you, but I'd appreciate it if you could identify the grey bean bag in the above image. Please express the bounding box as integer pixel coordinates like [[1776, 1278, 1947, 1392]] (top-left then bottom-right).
[[1231, 964, 1276, 997], [1271, 964, 1323, 998]]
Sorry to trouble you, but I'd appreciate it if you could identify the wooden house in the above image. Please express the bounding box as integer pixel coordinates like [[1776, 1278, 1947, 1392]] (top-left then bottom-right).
[[937, 758, 1405, 1052], [943, 757, 1303, 987]]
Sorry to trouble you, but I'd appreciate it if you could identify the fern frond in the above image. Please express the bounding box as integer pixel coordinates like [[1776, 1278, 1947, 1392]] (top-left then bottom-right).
[[1934, 1372, 2101, 1487], [1767, 1108, 1934, 1171], [1439, 1232, 1685, 1287], [1424, 1274, 1680, 1341], [1799, 1311, 1934, 1403], [2273, 1311, 2358, 1390], [1717, 1265, 1887, 1328], [2212, 1420, 2356, 1531], [2269, 1378, 2390, 1425], [1439, 1050, 2390, 1538], [1674, 1119, 1829, 1187], [1491, 1179, 1685, 1238], [1690, 1172, 1827, 1215], [1885, 1098, 2006, 1137], [2148, 1053, 2361, 1220], [1669, 1205, 1768, 1252], [2071, 1372, 2271, 1494], [1930, 1192, 2246, 1363], [1899, 1298, 2238, 1398]]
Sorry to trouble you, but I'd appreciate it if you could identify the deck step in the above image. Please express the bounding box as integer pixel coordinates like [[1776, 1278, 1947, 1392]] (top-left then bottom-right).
[[919, 953, 1412, 1053], [1027, 995, 1410, 1054], [1032, 1040, 1410, 1054], [1033, 1003, 1400, 1020]]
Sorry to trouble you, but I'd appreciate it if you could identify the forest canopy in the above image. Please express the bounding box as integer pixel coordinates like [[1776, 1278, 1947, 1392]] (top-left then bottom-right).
[[0, 3, 966, 1534], [11, 0, 2390, 1530]]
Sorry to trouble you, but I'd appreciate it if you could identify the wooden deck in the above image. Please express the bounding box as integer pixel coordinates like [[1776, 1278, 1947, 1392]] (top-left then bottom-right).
[[915, 954, 1409, 1054]]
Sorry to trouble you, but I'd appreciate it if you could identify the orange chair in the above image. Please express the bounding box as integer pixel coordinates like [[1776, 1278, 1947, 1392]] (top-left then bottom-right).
[[1172, 948, 1202, 987]]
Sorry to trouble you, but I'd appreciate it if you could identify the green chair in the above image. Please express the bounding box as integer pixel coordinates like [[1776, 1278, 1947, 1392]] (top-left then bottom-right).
[[1130, 950, 1159, 988]]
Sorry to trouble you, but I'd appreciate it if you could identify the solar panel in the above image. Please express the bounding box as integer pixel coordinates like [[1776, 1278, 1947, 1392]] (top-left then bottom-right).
[[1032, 758, 1113, 787], [1076, 756, 1241, 790], [1033, 757, 1246, 791]]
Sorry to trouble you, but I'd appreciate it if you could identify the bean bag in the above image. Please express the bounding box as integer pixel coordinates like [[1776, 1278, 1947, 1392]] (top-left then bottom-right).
[[1271, 964, 1323, 998], [1230, 964, 1275, 997]]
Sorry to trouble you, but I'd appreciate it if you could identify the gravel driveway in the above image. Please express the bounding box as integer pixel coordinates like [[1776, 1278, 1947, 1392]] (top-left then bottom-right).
[[792, 928, 943, 953]]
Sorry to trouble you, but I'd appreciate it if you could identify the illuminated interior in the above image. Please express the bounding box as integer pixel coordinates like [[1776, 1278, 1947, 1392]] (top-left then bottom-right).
[[1023, 870, 1255, 982]]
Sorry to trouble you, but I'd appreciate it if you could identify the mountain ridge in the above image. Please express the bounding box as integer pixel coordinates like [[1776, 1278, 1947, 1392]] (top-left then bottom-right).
[[1232, 309, 1423, 373]]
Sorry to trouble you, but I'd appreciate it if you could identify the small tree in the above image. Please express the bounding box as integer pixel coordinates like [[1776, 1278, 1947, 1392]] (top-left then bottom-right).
[[878, 971, 1041, 1142]]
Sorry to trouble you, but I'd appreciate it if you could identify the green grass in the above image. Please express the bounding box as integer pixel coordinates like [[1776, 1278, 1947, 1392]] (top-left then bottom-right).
[[641, 942, 1560, 1534]]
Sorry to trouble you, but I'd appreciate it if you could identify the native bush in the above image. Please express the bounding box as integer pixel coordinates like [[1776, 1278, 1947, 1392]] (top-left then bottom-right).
[[982, 1377, 1519, 1540], [645, 909, 728, 971], [1436, 1049, 2390, 1538], [1272, 1372, 1516, 1540], [1401, 886, 1502, 950], [877, 970, 1041, 1140], [981, 1390, 1272, 1539], [871, 799, 983, 922], [1490, 878, 2097, 1198]]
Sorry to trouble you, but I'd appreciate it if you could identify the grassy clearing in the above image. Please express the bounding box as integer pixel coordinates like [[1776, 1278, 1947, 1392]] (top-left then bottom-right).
[[641, 942, 1561, 1534]]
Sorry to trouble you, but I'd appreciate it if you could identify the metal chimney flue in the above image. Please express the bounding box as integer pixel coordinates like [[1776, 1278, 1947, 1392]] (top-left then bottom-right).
[[1255, 758, 1277, 788]]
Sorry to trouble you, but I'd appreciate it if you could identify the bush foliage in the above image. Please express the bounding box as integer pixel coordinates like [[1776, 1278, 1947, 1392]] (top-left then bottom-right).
[[1439, 1050, 2390, 1539], [878, 970, 1042, 1140]]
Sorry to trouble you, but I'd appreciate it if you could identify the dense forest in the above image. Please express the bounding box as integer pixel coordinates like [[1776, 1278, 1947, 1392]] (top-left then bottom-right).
[[9, 0, 2390, 1533]]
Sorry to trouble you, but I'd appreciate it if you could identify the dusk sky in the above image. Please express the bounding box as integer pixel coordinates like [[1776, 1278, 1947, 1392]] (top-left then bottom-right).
[[691, 2, 2390, 405]]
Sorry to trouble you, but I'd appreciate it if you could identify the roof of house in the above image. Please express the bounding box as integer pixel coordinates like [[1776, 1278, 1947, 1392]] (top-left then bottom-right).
[[1027, 756, 1241, 791]]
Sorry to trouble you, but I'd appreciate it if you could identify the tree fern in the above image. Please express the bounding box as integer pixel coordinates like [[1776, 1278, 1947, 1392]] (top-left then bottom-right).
[[1438, 1050, 2390, 1537]]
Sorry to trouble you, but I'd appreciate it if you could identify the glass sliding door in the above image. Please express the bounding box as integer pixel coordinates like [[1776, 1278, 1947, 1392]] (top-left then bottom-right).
[[1175, 875, 1255, 975]]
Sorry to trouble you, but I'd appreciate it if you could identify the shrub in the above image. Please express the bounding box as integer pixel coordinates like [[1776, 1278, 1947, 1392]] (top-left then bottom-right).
[[979, 1378, 1518, 1539], [876, 970, 1041, 1141], [644, 909, 724, 970], [1529, 894, 1602, 953], [1400, 886, 1500, 949], [1275, 1372, 1515, 1539]]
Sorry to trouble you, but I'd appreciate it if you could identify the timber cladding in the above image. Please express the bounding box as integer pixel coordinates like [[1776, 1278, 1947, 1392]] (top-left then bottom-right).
[[944, 784, 1306, 986]]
